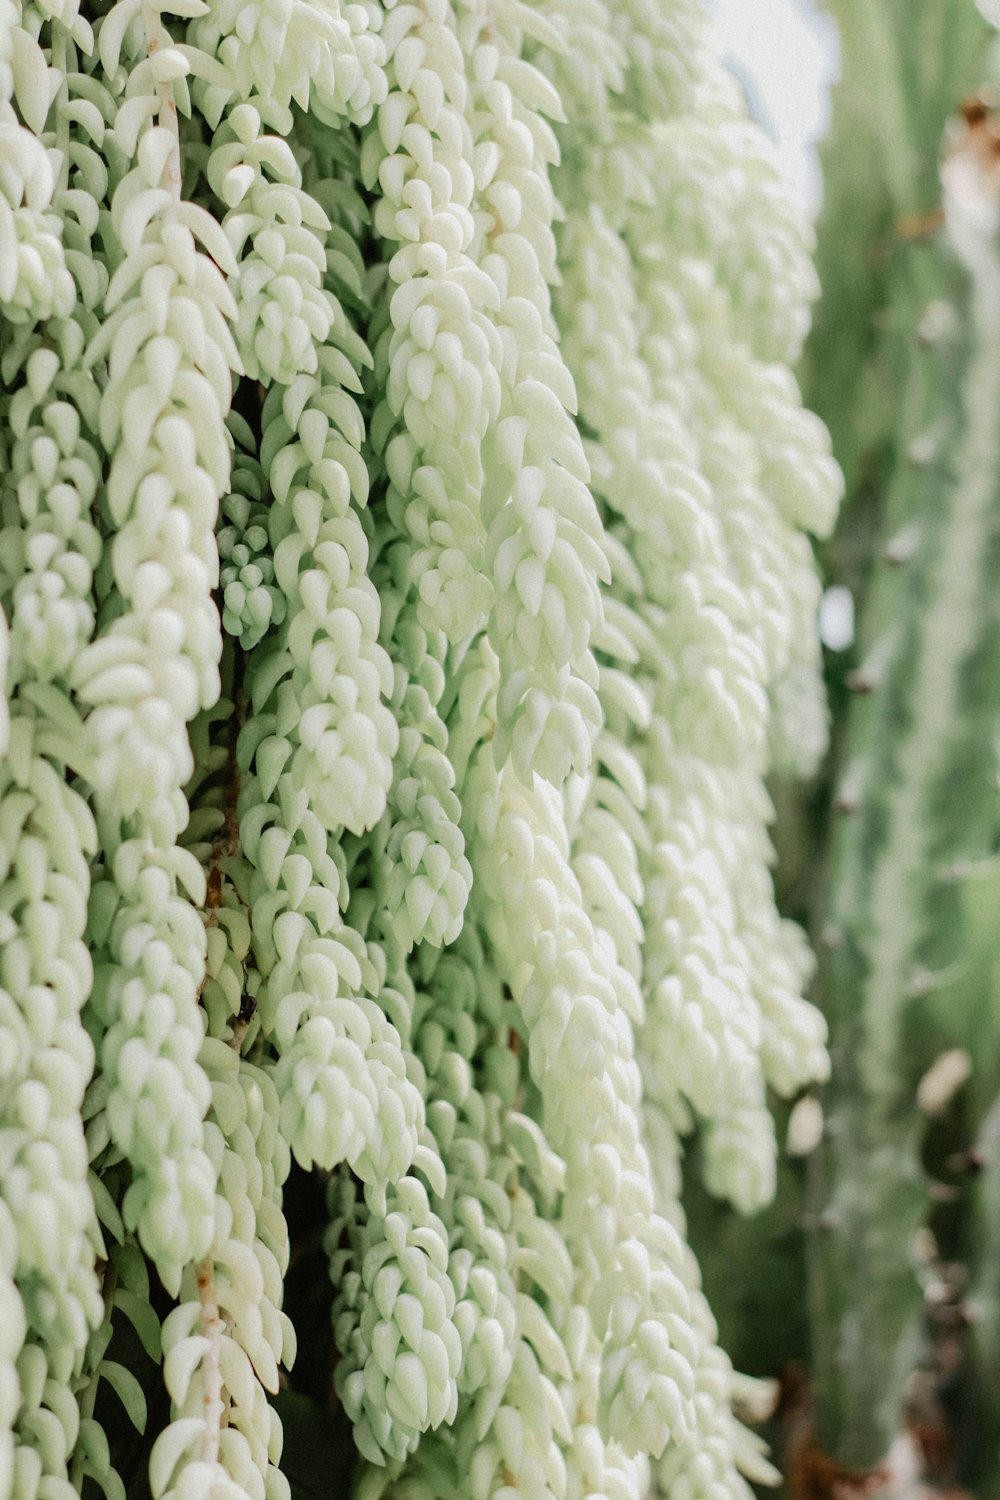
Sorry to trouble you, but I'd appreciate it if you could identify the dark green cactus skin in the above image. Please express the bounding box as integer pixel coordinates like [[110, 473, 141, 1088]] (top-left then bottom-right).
[[965, 1086, 1000, 1496], [935, 862, 1000, 1494], [807, 240, 1000, 1467], [803, 0, 1000, 1471]]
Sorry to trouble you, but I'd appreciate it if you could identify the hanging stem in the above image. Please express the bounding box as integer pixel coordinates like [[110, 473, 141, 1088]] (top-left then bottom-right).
[[142, 0, 181, 209], [69, 1262, 119, 1491], [196, 1257, 225, 1465], [52, 25, 71, 197]]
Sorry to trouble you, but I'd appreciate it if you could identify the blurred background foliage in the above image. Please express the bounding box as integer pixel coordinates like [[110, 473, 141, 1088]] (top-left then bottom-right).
[[684, 3, 1000, 1494]]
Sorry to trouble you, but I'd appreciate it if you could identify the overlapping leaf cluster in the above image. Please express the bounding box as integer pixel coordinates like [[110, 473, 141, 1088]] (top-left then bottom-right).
[[0, 0, 839, 1496]]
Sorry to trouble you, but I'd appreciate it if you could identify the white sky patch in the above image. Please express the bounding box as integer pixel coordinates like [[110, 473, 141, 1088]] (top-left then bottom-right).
[[707, 0, 840, 217]]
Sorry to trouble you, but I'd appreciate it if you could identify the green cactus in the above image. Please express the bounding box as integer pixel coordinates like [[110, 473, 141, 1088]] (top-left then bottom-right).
[[802, 0, 990, 502], [965, 1084, 1000, 1493], [921, 857, 1000, 1494], [804, 0, 1000, 1471]]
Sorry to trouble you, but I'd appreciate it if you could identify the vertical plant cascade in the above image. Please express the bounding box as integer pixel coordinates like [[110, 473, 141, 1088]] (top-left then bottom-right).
[[0, 1, 839, 1499]]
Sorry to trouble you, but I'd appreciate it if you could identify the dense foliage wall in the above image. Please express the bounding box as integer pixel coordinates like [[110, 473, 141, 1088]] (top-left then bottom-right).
[[0, 1, 842, 1497]]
